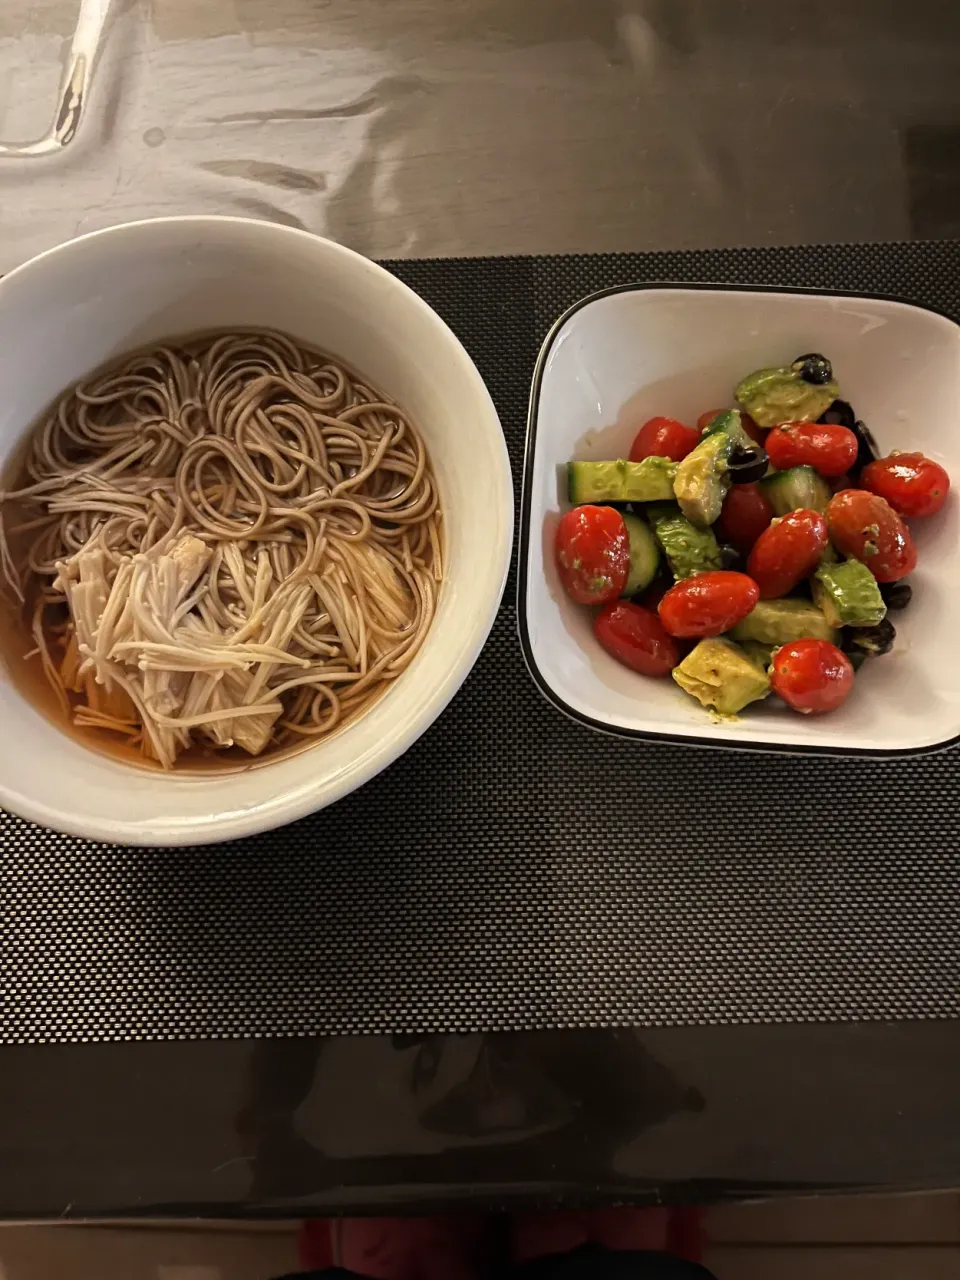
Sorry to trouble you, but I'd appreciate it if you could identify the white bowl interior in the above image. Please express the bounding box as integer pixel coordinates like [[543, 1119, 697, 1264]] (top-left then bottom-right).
[[0, 218, 512, 843], [524, 286, 960, 754]]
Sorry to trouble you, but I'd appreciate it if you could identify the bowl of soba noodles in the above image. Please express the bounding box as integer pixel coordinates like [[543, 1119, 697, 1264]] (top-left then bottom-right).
[[0, 216, 512, 845]]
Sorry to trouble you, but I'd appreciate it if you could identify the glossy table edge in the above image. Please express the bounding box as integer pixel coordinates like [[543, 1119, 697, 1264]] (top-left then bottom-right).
[[3, 1020, 960, 1217]]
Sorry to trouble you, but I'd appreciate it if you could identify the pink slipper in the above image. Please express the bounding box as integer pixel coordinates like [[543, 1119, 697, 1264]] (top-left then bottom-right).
[[300, 1215, 486, 1280]]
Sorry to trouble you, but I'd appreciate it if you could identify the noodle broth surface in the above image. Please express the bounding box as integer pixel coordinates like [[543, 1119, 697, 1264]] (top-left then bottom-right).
[[0, 330, 443, 773]]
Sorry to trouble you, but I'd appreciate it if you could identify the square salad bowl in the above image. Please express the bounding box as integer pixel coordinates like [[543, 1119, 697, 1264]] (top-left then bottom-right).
[[518, 284, 960, 756]]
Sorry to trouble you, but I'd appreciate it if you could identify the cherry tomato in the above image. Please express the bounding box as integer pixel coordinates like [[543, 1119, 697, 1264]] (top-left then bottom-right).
[[771, 639, 854, 715], [765, 421, 859, 478], [658, 571, 759, 638], [746, 508, 829, 599], [861, 451, 950, 519], [714, 483, 774, 555], [594, 601, 680, 677], [697, 408, 766, 444], [825, 489, 917, 583], [555, 505, 629, 605], [629, 416, 701, 463]]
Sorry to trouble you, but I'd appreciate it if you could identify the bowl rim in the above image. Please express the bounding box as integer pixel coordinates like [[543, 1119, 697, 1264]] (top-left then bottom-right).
[[517, 279, 960, 761], [0, 215, 514, 845]]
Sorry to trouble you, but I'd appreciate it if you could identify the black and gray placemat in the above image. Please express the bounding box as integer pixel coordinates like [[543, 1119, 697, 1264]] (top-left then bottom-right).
[[3, 243, 959, 1045]]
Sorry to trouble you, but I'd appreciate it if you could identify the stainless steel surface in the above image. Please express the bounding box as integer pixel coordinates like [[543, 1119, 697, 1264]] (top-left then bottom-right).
[[0, 0, 112, 158], [1, 0, 959, 271]]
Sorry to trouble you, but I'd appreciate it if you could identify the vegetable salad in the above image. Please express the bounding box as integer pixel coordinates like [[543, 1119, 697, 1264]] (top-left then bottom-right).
[[554, 353, 950, 717]]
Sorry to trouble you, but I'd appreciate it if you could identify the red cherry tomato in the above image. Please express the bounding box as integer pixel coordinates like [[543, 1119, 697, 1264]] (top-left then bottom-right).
[[825, 490, 917, 583], [746, 508, 829, 599], [714, 483, 774, 555], [658, 571, 759, 638], [629, 416, 701, 463], [697, 408, 766, 444], [771, 639, 854, 715], [594, 601, 680, 677], [555, 505, 629, 605], [861, 451, 950, 518], [765, 421, 859, 477]]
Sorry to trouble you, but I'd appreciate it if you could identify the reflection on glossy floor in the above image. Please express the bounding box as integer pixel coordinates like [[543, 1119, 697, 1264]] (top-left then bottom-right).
[[1, 1194, 959, 1278]]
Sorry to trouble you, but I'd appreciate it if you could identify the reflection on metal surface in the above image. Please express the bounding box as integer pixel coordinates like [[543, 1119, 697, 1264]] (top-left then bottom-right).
[[0, 0, 112, 157], [0, 1, 959, 268], [199, 160, 328, 194]]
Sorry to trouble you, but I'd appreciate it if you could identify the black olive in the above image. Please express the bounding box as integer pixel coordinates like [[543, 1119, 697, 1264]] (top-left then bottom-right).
[[819, 402, 880, 478], [792, 352, 833, 385], [879, 580, 912, 611], [718, 543, 743, 571], [726, 444, 769, 484], [851, 419, 881, 473], [847, 649, 869, 673], [842, 617, 896, 658], [818, 398, 856, 429]]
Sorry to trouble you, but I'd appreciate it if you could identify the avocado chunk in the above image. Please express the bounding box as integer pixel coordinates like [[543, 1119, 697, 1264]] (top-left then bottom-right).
[[739, 639, 774, 670], [646, 503, 723, 580], [735, 365, 839, 428], [730, 598, 839, 647], [813, 560, 886, 628], [762, 465, 832, 515], [621, 512, 661, 596], [673, 638, 771, 715], [567, 457, 677, 504], [672, 430, 734, 528]]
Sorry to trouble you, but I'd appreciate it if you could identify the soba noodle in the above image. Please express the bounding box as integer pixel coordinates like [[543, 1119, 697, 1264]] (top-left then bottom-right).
[[0, 330, 442, 769]]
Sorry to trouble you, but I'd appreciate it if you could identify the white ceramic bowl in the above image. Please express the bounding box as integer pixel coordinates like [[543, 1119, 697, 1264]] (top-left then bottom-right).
[[0, 216, 513, 844], [519, 284, 960, 757]]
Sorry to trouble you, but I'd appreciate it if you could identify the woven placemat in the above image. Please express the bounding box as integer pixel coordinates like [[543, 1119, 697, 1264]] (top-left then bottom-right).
[[2, 243, 959, 1045]]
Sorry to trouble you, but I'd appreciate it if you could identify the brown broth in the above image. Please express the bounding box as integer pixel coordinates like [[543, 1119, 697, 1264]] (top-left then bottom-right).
[[0, 331, 426, 777], [0, 585, 387, 775]]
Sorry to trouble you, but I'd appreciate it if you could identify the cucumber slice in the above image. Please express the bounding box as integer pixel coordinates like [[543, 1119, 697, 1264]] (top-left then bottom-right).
[[567, 457, 677, 505], [647, 503, 722, 580], [621, 457, 677, 501], [761, 465, 831, 515], [567, 460, 619, 504], [621, 513, 660, 596], [701, 408, 754, 450]]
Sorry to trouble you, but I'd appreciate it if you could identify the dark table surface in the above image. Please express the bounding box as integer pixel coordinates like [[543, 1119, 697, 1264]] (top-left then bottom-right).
[[4, 1024, 960, 1217], [3, 0, 960, 1218]]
